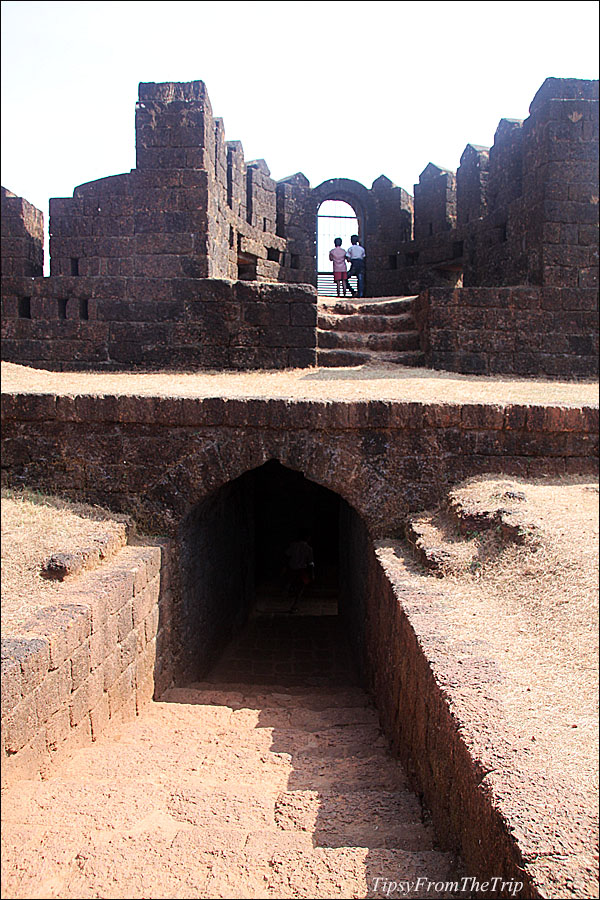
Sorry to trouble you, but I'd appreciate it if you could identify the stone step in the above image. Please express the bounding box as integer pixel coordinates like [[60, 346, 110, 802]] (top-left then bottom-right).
[[0, 823, 458, 899], [319, 296, 418, 316], [317, 348, 426, 368], [318, 329, 420, 352], [275, 787, 424, 840], [182, 683, 375, 709], [1, 667, 460, 898], [318, 312, 416, 332]]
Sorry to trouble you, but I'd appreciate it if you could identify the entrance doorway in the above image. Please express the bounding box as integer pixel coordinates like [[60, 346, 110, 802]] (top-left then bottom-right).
[[178, 460, 357, 683], [251, 460, 339, 617], [317, 200, 359, 297]]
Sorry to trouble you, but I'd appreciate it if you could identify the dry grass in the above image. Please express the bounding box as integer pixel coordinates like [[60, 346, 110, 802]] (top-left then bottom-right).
[[2, 360, 598, 406], [1, 487, 130, 634], [394, 475, 599, 808]]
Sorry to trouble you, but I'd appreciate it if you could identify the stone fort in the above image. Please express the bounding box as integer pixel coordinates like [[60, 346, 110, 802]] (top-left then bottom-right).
[[1, 76, 598, 898], [1, 75, 598, 376]]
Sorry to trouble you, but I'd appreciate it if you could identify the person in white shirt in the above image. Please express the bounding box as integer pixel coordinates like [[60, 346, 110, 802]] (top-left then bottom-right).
[[345, 235, 366, 297]]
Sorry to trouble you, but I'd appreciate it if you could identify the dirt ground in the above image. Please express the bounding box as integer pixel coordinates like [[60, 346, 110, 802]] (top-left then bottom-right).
[[2, 359, 599, 405], [1, 361, 598, 898], [1, 488, 131, 634], [2, 474, 599, 897], [397, 475, 599, 828]]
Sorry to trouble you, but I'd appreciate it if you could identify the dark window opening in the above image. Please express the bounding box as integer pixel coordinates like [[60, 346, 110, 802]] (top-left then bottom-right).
[[276, 215, 286, 238], [58, 298, 68, 319], [263, 217, 268, 232], [246, 171, 253, 225], [70, 257, 79, 276], [18, 296, 31, 319], [500, 223, 508, 243], [405, 252, 420, 267], [389, 254, 398, 270], [452, 241, 464, 259], [226, 151, 234, 209], [237, 233, 243, 253], [229, 226, 235, 249], [79, 298, 89, 320], [267, 248, 280, 263], [291, 254, 299, 270], [237, 251, 258, 281]]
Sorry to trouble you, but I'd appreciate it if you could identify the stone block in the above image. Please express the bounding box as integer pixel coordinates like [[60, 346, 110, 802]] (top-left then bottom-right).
[[578, 268, 598, 289], [69, 680, 90, 727], [145, 547, 163, 581], [101, 569, 136, 615], [103, 650, 121, 692], [289, 303, 317, 326], [0, 655, 22, 710], [70, 640, 92, 692], [242, 301, 289, 327], [89, 693, 110, 741], [259, 325, 314, 348], [144, 605, 161, 645], [119, 631, 138, 671], [2, 693, 37, 753], [107, 663, 136, 721], [288, 348, 316, 368], [33, 670, 63, 724], [116, 600, 134, 645], [45, 707, 71, 752], [133, 576, 160, 626]]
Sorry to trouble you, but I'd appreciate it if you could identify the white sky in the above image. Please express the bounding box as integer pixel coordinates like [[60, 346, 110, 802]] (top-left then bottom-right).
[[2, 0, 599, 251]]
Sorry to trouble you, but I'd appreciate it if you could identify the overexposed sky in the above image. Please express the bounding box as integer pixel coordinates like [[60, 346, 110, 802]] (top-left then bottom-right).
[[2, 0, 599, 227]]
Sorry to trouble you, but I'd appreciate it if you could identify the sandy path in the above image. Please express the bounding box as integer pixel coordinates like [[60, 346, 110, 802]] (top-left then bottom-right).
[[1, 616, 459, 900]]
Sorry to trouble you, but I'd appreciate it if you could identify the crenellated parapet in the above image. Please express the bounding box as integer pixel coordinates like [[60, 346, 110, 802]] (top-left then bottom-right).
[[1, 75, 597, 377], [1, 187, 44, 277]]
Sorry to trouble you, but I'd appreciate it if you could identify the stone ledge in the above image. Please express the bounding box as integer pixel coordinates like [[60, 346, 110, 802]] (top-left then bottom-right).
[[0, 540, 171, 784], [369, 541, 596, 899]]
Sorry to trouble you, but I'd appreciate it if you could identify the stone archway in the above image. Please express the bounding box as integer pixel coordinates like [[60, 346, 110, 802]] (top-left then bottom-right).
[[311, 179, 377, 296], [144, 427, 409, 542], [171, 458, 368, 684]]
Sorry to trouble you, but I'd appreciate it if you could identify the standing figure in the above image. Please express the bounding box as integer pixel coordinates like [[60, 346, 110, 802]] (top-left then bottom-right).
[[346, 234, 366, 298], [285, 532, 315, 613], [329, 238, 349, 297]]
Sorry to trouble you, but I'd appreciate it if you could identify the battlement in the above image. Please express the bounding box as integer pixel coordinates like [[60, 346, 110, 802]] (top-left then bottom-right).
[[1, 75, 597, 377]]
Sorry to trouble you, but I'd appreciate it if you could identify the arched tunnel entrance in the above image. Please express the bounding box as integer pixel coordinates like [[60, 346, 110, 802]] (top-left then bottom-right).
[[176, 459, 368, 687]]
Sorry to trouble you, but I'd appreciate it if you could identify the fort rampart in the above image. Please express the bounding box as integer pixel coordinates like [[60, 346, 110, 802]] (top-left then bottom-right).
[[2, 76, 597, 377], [1, 275, 316, 370]]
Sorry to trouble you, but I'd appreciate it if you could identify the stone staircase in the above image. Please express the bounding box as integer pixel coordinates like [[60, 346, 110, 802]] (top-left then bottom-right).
[[317, 295, 425, 368], [1, 615, 460, 899]]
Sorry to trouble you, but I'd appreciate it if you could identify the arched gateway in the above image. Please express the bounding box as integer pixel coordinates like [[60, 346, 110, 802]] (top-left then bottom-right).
[[170, 460, 370, 685], [312, 178, 376, 295]]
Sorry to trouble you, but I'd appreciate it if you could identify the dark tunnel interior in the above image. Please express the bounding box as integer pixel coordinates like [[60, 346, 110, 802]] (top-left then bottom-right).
[[176, 460, 369, 685]]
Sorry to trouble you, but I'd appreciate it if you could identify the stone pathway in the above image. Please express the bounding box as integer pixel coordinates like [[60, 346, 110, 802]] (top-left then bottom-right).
[[1, 615, 460, 899]]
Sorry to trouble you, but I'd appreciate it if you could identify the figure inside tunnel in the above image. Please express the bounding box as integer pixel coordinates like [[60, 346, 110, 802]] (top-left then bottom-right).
[[284, 530, 315, 612]]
